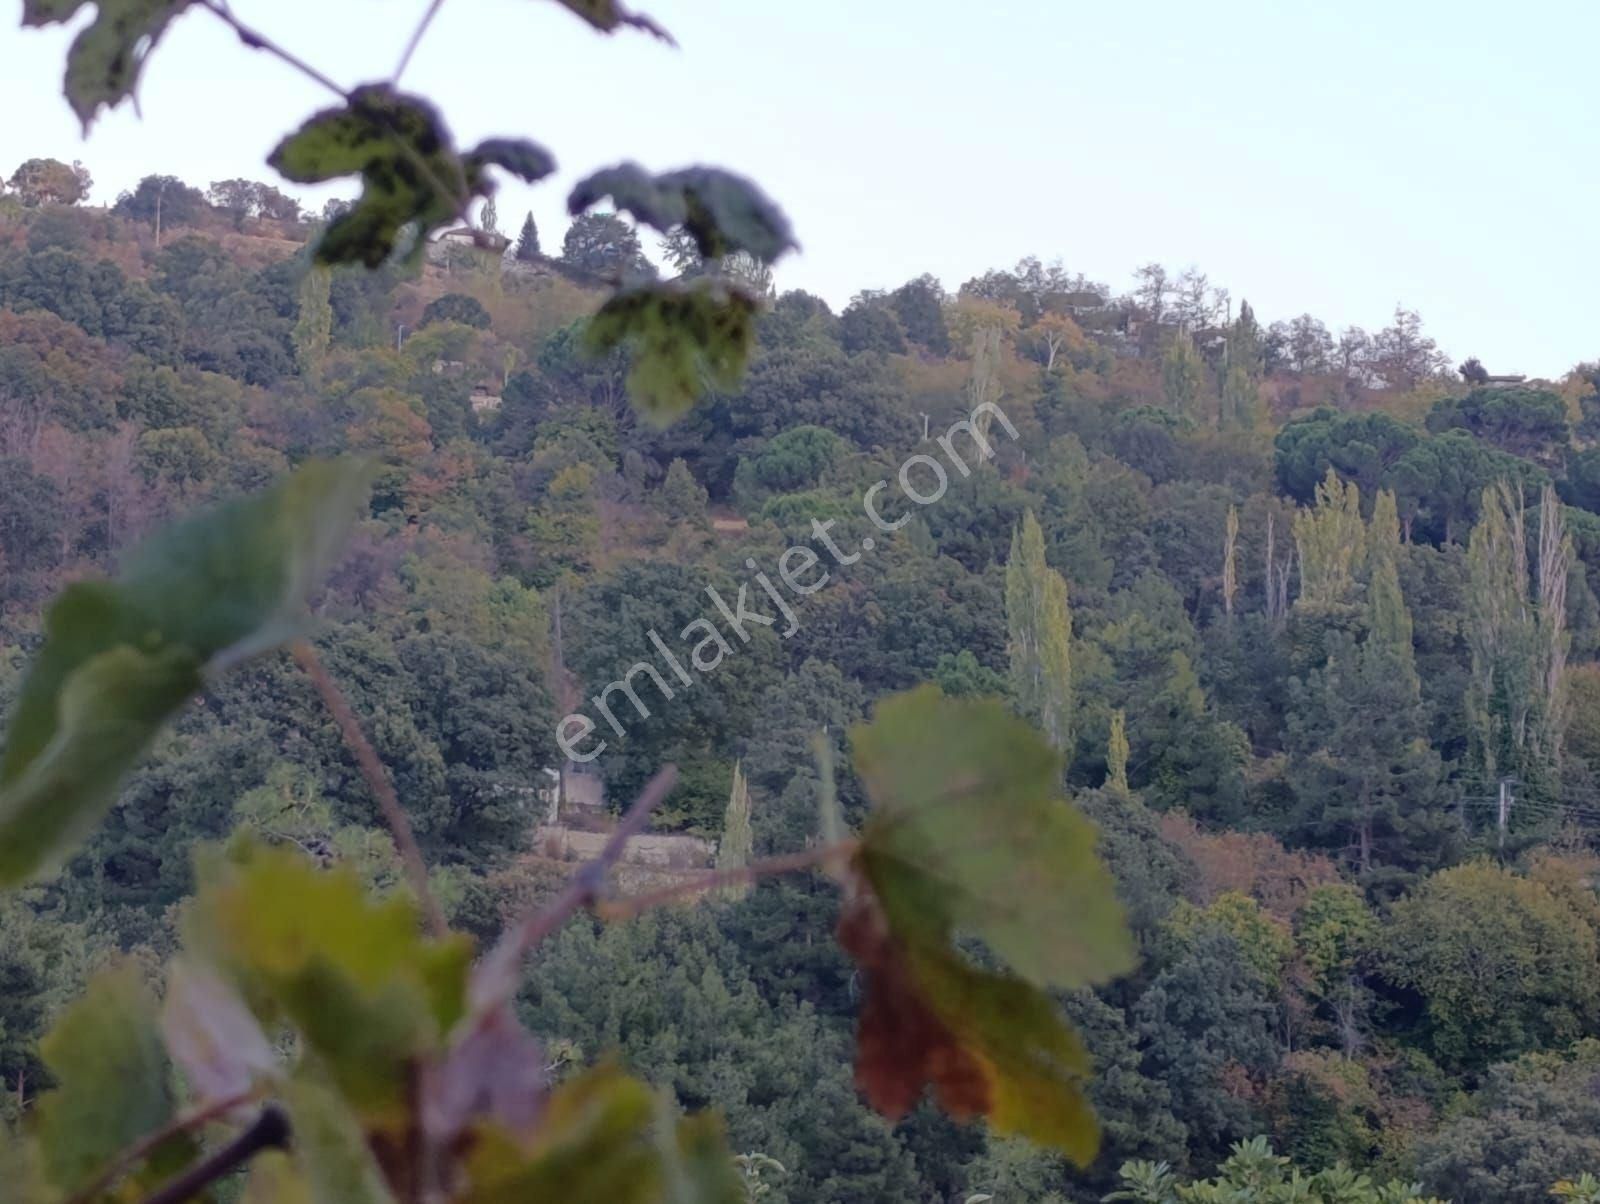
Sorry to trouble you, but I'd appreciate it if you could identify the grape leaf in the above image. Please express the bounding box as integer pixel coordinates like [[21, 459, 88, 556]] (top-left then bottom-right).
[[570, 164, 795, 264], [656, 1106, 746, 1204], [838, 888, 1101, 1165], [162, 959, 279, 1107], [586, 281, 759, 423], [241, 1150, 317, 1204], [276, 1078, 395, 1204], [0, 644, 200, 886], [271, 87, 554, 267], [850, 685, 1135, 990], [549, 0, 673, 41], [33, 964, 198, 1195], [185, 844, 473, 1122], [0, 460, 370, 886], [22, 0, 195, 130], [422, 1005, 548, 1148], [462, 1065, 660, 1203]]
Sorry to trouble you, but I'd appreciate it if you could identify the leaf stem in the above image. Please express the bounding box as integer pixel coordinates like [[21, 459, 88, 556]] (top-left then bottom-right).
[[291, 640, 449, 938], [470, 765, 679, 1011], [68, 1087, 266, 1204], [196, 0, 349, 99], [596, 839, 858, 920], [138, 1105, 291, 1204], [394, 0, 448, 84]]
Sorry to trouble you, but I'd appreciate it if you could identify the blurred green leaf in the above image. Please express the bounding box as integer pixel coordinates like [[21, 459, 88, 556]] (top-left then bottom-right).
[[569, 164, 794, 264], [851, 684, 1134, 990], [657, 1106, 746, 1204], [271, 87, 553, 267], [277, 1078, 394, 1204], [241, 1149, 317, 1204], [462, 1065, 660, 1203], [549, 0, 672, 40], [21, 0, 194, 130], [0, 460, 370, 886], [586, 282, 759, 423], [186, 845, 473, 1122], [0, 644, 200, 887], [34, 964, 197, 1195]]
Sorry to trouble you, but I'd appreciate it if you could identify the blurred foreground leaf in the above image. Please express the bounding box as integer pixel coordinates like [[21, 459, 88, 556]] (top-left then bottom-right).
[[0, 461, 370, 886]]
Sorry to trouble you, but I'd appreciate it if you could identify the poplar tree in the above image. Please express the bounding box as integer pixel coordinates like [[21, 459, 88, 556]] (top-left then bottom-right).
[[1466, 482, 1571, 798], [1365, 488, 1418, 688], [291, 265, 332, 375], [716, 761, 753, 901], [1005, 510, 1074, 754], [1222, 505, 1239, 619], [1107, 710, 1130, 794], [1293, 469, 1364, 610]]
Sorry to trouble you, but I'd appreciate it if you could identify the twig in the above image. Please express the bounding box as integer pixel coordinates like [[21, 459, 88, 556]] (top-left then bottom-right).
[[197, 0, 348, 99], [394, 0, 448, 84], [596, 840, 857, 920], [139, 1105, 291, 1204], [470, 765, 678, 1011], [291, 640, 449, 938], [69, 1088, 265, 1204]]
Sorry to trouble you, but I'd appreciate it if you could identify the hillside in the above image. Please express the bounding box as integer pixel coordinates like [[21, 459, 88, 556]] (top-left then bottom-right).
[[4, 179, 1600, 1202]]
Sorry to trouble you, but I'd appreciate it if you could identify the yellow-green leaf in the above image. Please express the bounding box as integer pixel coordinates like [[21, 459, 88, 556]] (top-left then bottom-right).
[[462, 1065, 660, 1203], [34, 964, 197, 1195], [186, 845, 473, 1122], [277, 1078, 395, 1204], [851, 685, 1134, 990]]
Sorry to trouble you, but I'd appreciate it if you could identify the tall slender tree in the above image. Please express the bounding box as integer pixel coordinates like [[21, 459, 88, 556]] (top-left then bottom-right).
[[1466, 482, 1571, 799], [515, 212, 541, 262], [716, 760, 753, 901], [1107, 710, 1130, 795], [1005, 510, 1074, 754]]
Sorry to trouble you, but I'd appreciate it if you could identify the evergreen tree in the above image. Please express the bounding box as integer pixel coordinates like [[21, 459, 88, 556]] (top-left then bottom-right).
[[1107, 709, 1130, 794], [291, 265, 332, 374], [716, 760, 753, 901], [480, 195, 499, 235], [515, 211, 540, 262], [1222, 504, 1239, 619], [1005, 510, 1074, 753]]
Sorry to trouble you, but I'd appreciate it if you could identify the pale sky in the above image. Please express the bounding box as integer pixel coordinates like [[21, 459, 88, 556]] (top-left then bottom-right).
[[2, 0, 1596, 376]]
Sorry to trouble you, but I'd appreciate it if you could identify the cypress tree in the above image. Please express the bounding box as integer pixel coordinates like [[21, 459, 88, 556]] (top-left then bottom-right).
[[1005, 510, 1074, 754], [515, 211, 541, 262], [716, 761, 753, 901], [1107, 710, 1130, 795]]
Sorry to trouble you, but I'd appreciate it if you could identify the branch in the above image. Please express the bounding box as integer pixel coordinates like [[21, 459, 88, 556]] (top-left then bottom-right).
[[68, 1088, 265, 1204], [596, 840, 857, 920], [139, 1105, 291, 1204], [470, 765, 678, 1012], [197, 0, 348, 99], [291, 640, 449, 938], [394, 0, 448, 84]]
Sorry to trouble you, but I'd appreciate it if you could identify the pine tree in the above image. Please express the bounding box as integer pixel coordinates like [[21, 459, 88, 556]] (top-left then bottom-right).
[[515, 211, 541, 262], [1107, 710, 1130, 794], [716, 761, 753, 901], [1005, 510, 1074, 754], [292, 265, 332, 375]]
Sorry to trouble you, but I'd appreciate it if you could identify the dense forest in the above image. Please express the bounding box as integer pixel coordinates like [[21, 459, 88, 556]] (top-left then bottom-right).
[[4, 151, 1600, 1203]]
